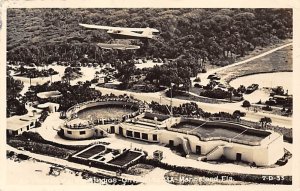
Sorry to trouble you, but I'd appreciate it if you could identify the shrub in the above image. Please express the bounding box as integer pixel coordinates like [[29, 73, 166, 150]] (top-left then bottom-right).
[[7, 151, 15, 158], [262, 105, 273, 111], [242, 100, 251, 107], [35, 121, 41, 128], [233, 110, 246, 117], [200, 89, 231, 99], [194, 83, 202, 88], [194, 77, 201, 82], [91, 78, 98, 83], [17, 153, 30, 160]]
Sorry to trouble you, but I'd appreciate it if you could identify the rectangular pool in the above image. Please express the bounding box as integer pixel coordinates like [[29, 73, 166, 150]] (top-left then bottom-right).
[[174, 122, 269, 142]]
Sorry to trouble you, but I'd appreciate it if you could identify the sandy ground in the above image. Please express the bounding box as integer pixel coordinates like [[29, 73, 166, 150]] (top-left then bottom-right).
[[13, 60, 162, 95], [194, 43, 292, 87], [9, 43, 292, 128], [230, 72, 293, 93], [141, 167, 169, 185], [135, 61, 164, 69], [6, 158, 95, 185], [230, 72, 292, 104], [11, 65, 99, 95]]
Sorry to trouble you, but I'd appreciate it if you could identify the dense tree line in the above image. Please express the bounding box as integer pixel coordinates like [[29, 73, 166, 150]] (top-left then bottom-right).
[[7, 72, 26, 117], [149, 101, 234, 119], [7, 8, 292, 67]]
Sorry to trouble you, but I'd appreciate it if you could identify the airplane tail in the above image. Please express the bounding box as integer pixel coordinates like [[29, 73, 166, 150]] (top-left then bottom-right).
[[142, 27, 153, 38]]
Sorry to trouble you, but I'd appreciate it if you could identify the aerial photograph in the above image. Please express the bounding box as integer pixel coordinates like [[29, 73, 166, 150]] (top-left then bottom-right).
[[5, 8, 293, 186]]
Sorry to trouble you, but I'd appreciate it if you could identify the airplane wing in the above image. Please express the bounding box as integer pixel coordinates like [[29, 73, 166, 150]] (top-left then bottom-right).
[[79, 23, 159, 33]]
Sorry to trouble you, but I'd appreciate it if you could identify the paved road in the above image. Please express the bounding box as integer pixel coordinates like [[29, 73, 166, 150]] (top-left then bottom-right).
[[95, 42, 293, 129], [96, 42, 292, 128], [96, 87, 292, 128]]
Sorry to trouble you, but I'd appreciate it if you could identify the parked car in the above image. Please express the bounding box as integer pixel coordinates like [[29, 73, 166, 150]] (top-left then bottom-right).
[[207, 74, 220, 80], [246, 84, 259, 94]]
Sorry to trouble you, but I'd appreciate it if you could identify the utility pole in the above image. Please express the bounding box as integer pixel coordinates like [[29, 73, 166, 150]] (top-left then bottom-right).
[[170, 83, 174, 117]]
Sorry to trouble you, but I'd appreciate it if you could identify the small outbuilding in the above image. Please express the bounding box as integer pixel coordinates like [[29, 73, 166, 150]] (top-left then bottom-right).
[[7, 114, 40, 136], [37, 102, 60, 113]]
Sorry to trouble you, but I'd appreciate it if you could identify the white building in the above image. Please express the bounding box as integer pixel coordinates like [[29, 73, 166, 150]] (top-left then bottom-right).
[[7, 114, 40, 136], [60, 118, 107, 140], [114, 113, 284, 166], [37, 102, 60, 113]]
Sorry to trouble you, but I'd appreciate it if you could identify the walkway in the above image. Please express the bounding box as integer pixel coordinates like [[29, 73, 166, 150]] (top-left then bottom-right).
[[29, 115, 293, 177]]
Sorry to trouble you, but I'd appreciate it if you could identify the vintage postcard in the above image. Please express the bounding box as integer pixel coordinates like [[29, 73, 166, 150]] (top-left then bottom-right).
[[1, 0, 299, 190]]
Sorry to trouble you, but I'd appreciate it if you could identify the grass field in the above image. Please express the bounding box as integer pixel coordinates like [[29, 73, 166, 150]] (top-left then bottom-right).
[[219, 45, 292, 85]]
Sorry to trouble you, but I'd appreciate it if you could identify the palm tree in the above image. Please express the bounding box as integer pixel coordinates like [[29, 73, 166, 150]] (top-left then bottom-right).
[[95, 71, 100, 79], [27, 71, 35, 86], [259, 117, 272, 129], [48, 68, 56, 83]]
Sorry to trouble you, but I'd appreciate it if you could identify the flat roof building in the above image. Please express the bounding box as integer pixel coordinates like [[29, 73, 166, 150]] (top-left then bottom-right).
[[7, 114, 40, 136], [115, 113, 284, 166]]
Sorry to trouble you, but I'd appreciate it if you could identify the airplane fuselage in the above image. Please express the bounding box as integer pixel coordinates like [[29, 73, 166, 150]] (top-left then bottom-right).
[[97, 43, 140, 50], [107, 30, 152, 39]]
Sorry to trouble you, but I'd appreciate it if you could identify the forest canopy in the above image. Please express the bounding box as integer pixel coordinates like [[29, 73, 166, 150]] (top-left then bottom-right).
[[7, 8, 292, 65]]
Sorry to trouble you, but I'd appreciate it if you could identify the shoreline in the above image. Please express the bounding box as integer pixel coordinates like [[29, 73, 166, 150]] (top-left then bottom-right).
[[226, 70, 293, 85]]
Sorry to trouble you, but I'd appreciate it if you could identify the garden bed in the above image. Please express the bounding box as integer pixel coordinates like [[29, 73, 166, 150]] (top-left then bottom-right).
[[141, 158, 292, 185], [126, 164, 155, 176], [7, 132, 87, 158]]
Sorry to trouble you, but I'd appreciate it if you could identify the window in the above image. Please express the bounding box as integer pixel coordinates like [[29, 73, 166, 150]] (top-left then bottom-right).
[[142, 133, 148, 140], [119, 127, 123, 135], [80, 131, 86, 135], [126, 130, 133, 137], [67, 130, 72, 134], [110, 126, 115, 133], [153, 134, 157, 141], [236, 153, 242, 161], [134, 132, 140, 139], [196, 145, 201, 154]]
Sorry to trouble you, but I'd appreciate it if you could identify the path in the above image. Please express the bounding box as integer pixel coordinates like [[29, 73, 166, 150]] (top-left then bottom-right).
[[28, 116, 293, 177], [96, 87, 292, 128], [196, 42, 293, 86], [6, 145, 146, 184]]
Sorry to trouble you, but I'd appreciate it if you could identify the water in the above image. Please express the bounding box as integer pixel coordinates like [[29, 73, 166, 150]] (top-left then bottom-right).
[[77, 105, 136, 120], [230, 72, 293, 93], [176, 122, 268, 142]]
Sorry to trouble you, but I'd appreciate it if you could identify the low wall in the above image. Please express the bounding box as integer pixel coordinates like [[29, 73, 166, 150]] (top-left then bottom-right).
[[170, 118, 271, 146], [66, 98, 143, 120]]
